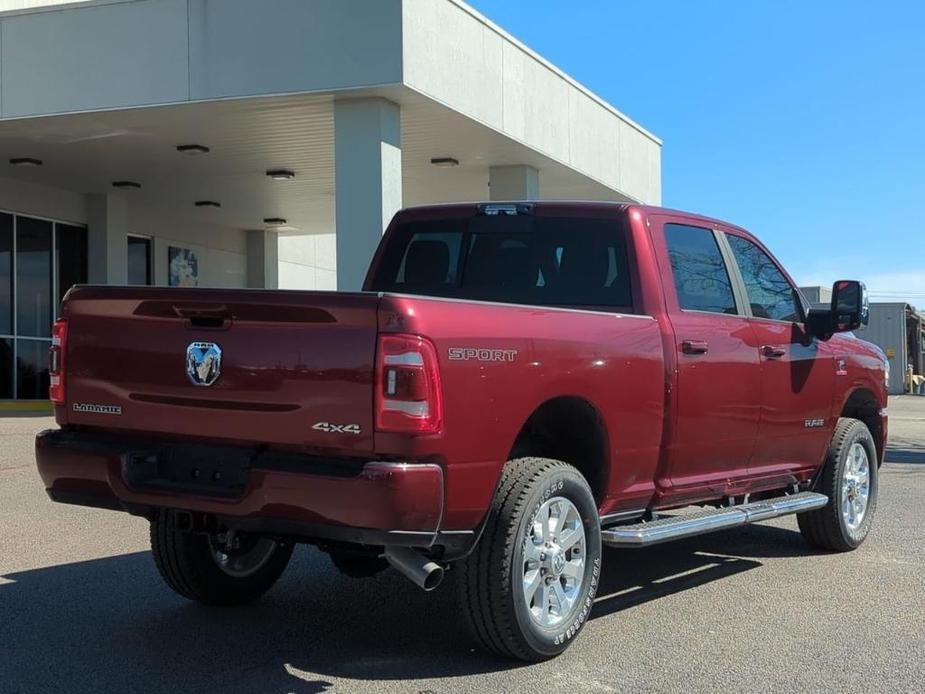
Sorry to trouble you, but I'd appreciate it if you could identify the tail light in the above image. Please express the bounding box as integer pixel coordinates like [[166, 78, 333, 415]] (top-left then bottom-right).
[[49, 318, 68, 404], [375, 334, 443, 434]]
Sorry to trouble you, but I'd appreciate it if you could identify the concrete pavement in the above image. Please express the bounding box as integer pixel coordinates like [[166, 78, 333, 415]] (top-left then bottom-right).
[[2, 398, 923, 693]]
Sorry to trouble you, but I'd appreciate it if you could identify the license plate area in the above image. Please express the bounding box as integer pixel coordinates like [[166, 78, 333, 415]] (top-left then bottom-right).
[[122, 443, 250, 498]]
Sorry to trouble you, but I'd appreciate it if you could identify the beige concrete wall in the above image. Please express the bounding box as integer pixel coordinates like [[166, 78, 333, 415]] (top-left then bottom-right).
[[0, 176, 86, 223], [0, 0, 403, 118], [278, 233, 337, 291], [402, 0, 662, 204], [127, 202, 247, 288], [0, 0, 190, 117], [0, 0, 94, 10], [0, 169, 338, 293], [0, 176, 246, 288], [0, 0, 662, 290], [187, 0, 402, 101]]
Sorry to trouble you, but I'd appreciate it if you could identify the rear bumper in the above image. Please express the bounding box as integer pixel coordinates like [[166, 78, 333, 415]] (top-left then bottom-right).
[[35, 429, 458, 550]]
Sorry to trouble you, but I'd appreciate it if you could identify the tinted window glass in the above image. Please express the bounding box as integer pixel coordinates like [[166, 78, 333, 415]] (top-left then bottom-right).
[[16, 216, 52, 337], [372, 215, 633, 309], [0, 338, 12, 399], [394, 231, 461, 287], [664, 224, 736, 314], [127, 236, 151, 285], [726, 234, 802, 322], [16, 339, 49, 399], [57, 223, 88, 305], [0, 213, 11, 334]]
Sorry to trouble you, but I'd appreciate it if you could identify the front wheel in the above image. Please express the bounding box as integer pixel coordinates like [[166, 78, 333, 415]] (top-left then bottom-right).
[[456, 458, 602, 661], [150, 510, 293, 605], [798, 418, 879, 551]]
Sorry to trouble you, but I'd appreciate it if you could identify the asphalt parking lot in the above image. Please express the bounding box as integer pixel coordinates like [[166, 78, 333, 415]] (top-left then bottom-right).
[[2, 398, 923, 693]]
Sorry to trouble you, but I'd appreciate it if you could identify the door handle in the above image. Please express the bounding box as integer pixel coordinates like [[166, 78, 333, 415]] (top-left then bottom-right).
[[681, 339, 709, 355], [761, 345, 787, 359]]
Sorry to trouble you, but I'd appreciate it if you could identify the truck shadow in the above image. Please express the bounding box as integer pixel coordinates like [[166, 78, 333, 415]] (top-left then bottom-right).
[[592, 524, 812, 620], [0, 524, 813, 692]]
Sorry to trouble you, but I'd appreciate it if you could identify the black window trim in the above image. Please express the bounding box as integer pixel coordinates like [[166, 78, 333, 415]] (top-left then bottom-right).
[[712, 228, 750, 319], [664, 221, 747, 319], [717, 229, 806, 325]]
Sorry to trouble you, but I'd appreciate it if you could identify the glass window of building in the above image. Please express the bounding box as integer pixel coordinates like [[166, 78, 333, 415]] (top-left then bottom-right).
[[0, 212, 87, 400], [0, 339, 12, 400], [57, 224, 88, 304], [16, 338, 50, 400], [16, 216, 53, 338], [0, 213, 12, 336]]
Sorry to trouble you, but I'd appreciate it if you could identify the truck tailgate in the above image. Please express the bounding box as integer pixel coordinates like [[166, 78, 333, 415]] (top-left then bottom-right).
[[60, 286, 379, 454]]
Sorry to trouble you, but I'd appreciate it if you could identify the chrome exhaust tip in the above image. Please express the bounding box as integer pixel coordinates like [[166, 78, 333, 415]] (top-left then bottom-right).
[[384, 546, 444, 591]]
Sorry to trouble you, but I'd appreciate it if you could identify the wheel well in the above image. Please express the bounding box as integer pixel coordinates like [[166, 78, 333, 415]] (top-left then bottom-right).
[[509, 397, 609, 503], [841, 388, 883, 464]]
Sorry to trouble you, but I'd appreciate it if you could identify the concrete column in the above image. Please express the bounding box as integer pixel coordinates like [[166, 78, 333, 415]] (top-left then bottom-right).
[[334, 98, 402, 290], [246, 230, 279, 289], [489, 165, 540, 201], [86, 194, 128, 284]]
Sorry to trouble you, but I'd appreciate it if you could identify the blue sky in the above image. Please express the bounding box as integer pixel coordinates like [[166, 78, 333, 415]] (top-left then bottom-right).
[[466, 0, 925, 305]]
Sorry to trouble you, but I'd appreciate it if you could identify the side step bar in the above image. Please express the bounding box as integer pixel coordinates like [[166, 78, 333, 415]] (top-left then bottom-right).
[[601, 491, 828, 547]]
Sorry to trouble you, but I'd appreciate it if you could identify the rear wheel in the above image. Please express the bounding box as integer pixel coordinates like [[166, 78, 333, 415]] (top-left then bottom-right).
[[150, 510, 293, 605], [456, 457, 602, 661], [798, 418, 879, 551]]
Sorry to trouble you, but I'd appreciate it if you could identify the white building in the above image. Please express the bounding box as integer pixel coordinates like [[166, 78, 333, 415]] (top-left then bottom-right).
[[0, 0, 661, 400]]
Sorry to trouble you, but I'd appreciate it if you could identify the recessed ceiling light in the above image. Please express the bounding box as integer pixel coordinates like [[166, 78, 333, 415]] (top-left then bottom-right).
[[430, 157, 459, 168], [177, 144, 210, 155], [195, 200, 221, 208], [266, 169, 295, 180], [263, 217, 287, 227], [112, 180, 141, 189], [9, 157, 43, 167]]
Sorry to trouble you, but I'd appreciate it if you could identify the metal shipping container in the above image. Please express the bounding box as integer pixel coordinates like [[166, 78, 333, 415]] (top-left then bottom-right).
[[856, 303, 924, 394]]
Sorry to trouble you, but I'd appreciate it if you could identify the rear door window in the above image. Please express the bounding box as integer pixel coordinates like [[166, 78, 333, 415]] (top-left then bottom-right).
[[664, 223, 737, 315], [371, 215, 634, 310]]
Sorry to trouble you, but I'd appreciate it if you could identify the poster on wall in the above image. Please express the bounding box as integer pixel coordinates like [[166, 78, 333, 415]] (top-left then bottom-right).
[[168, 246, 199, 287]]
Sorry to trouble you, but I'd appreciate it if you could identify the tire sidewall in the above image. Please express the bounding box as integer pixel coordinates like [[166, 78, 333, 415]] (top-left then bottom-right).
[[510, 468, 602, 657], [834, 423, 879, 548], [151, 511, 294, 605]]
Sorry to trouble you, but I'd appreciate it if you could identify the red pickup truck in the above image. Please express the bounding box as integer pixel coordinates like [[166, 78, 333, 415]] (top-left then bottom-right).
[[36, 202, 887, 661]]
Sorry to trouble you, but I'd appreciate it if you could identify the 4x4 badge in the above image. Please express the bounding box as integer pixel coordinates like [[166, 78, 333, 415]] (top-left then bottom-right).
[[312, 422, 361, 435]]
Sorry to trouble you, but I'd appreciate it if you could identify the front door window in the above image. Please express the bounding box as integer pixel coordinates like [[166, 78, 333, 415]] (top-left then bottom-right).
[[725, 234, 803, 322]]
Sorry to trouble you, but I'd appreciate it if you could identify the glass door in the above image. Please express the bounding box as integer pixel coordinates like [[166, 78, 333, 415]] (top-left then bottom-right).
[[127, 235, 152, 285]]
